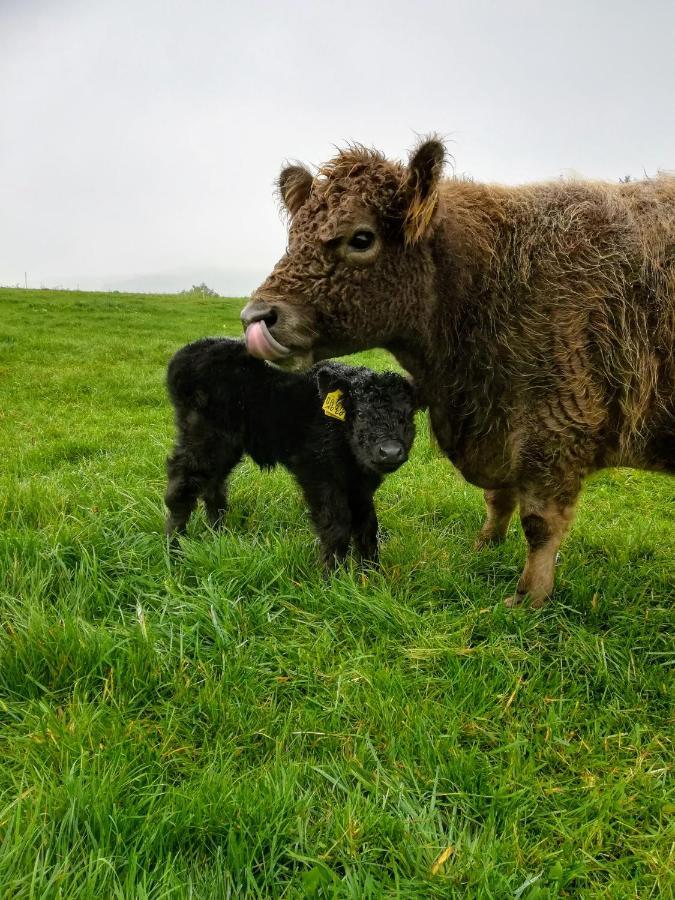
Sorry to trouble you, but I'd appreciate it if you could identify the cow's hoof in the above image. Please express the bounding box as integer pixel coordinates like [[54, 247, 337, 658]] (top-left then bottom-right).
[[504, 593, 547, 609], [473, 531, 505, 551]]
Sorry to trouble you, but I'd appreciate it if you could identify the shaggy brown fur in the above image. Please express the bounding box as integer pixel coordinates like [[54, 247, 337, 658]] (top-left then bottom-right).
[[241, 138, 675, 607]]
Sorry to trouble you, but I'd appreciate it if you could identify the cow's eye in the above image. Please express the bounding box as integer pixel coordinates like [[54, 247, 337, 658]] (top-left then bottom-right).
[[348, 230, 375, 251]]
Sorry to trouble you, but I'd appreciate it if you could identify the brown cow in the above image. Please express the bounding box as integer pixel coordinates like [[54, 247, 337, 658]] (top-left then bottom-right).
[[241, 138, 675, 607]]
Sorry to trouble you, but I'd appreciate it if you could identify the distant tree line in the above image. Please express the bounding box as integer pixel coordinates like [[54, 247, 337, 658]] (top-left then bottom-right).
[[180, 282, 221, 298]]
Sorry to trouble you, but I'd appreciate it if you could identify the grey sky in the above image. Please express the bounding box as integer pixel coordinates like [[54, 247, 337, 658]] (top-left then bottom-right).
[[1, 0, 673, 296]]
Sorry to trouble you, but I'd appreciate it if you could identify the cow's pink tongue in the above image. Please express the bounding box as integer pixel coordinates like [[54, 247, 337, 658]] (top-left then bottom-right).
[[245, 320, 288, 360], [245, 321, 270, 359]]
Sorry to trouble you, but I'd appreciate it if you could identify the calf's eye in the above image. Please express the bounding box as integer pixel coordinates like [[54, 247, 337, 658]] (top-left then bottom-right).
[[348, 230, 375, 251]]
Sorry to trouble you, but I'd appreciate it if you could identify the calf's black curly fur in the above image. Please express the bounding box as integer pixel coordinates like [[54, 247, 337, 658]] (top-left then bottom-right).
[[165, 338, 418, 566]]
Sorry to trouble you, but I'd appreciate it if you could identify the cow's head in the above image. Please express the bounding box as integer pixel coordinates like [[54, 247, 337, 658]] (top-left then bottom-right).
[[241, 138, 446, 368]]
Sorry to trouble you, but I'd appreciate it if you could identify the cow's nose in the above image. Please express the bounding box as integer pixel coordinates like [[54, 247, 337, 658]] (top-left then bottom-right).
[[240, 301, 277, 329], [378, 440, 406, 464]]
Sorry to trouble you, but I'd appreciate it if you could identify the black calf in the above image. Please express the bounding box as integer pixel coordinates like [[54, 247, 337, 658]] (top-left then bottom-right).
[[165, 338, 418, 567]]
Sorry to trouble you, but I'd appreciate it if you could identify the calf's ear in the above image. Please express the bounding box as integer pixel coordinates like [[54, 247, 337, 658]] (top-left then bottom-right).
[[278, 164, 313, 217], [405, 375, 427, 411], [315, 366, 351, 401], [403, 137, 445, 245]]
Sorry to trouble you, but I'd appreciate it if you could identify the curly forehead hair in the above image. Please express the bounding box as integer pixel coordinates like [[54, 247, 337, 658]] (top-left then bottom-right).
[[276, 137, 447, 245], [311, 145, 408, 222]]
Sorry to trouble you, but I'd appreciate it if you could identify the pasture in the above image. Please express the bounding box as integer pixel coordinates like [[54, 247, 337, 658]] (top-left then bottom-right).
[[0, 287, 672, 897]]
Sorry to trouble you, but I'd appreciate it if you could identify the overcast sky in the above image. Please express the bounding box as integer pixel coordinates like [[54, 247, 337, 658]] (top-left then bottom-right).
[[1, 0, 673, 296]]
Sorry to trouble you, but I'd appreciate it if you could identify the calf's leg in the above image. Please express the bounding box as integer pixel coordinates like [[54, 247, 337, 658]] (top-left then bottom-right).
[[298, 477, 352, 569], [474, 487, 518, 549], [350, 490, 380, 565], [202, 443, 243, 529], [165, 451, 201, 536], [505, 490, 578, 608]]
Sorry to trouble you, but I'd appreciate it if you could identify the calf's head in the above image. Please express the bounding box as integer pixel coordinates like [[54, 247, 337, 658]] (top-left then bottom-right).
[[314, 364, 419, 474], [242, 138, 446, 368]]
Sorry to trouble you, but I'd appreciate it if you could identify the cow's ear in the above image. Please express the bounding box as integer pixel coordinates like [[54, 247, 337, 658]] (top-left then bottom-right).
[[278, 164, 313, 217], [403, 137, 445, 244]]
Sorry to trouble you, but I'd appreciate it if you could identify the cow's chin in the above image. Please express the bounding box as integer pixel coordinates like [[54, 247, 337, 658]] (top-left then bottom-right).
[[312, 339, 367, 363], [273, 339, 359, 371], [269, 349, 315, 371]]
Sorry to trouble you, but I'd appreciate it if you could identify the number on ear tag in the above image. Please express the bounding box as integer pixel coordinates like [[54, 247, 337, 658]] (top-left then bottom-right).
[[322, 389, 346, 421]]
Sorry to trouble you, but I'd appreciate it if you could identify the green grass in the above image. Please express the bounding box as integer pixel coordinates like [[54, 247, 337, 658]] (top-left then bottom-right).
[[0, 287, 673, 899]]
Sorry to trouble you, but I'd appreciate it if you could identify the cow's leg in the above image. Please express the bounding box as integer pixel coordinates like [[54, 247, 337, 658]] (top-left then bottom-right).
[[505, 491, 578, 608], [474, 487, 518, 549]]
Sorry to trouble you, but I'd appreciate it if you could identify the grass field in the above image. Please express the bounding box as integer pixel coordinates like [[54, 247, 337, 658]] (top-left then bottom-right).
[[0, 287, 673, 898]]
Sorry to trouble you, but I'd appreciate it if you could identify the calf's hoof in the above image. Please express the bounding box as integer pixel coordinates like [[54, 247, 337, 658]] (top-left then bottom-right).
[[355, 543, 380, 568], [206, 515, 226, 531], [165, 514, 188, 536], [165, 534, 183, 557], [205, 503, 228, 530], [321, 550, 349, 574]]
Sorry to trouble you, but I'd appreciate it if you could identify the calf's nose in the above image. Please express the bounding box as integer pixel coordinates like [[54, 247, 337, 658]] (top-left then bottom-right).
[[378, 440, 406, 464], [240, 301, 277, 330]]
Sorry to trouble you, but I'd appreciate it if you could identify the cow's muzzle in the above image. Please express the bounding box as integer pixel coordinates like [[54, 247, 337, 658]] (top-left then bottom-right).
[[240, 301, 291, 361], [240, 297, 317, 367]]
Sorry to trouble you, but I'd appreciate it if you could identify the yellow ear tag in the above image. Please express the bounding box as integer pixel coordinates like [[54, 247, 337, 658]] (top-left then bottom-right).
[[322, 389, 346, 421]]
